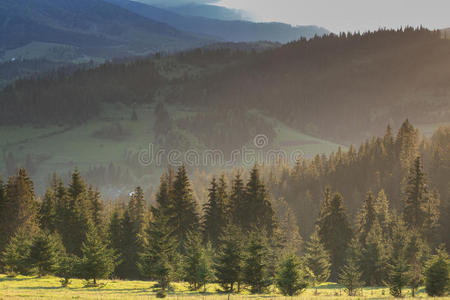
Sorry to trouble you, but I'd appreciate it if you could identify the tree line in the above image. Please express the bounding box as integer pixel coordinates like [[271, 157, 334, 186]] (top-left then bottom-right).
[[0, 152, 449, 296]]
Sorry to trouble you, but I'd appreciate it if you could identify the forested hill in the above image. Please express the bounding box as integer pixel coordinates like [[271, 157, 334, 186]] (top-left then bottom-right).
[[0, 0, 209, 57], [0, 28, 448, 144]]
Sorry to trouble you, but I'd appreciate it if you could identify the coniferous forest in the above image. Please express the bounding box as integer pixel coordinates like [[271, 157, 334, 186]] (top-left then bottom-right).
[[0, 3, 450, 297], [0, 119, 449, 297]]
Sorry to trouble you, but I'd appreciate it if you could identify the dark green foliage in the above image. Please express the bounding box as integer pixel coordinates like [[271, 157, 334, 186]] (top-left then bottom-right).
[[108, 186, 150, 280], [229, 173, 246, 227], [276, 254, 308, 296], [215, 224, 243, 293], [56, 255, 80, 287], [338, 258, 363, 296], [387, 254, 410, 297], [61, 169, 92, 256], [0, 169, 38, 252], [403, 156, 439, 239], [304, 228, 331, 285], [182, 231, 203, 290], [167, 166, 200, 253], [357, 191, 377, 245], [405, 231, 429, 296], [242, 231, 273, 294], [28, 231, 65, 277], [374, 190, 392, 239], [273, 197, 303, 254], [153, 174, 172, 218], [359, 222, 389, 286], [1, 230, 33, 276], [317, 192, 352, 280], [139, 213, 177, 292], [425, 248, 450, 297], [197, 242, 216, 292], [87, 186, 104, 230], [338, 240, 363, 296], [78, 225, 117, 286], [243, 166, 276, 235], [202, 176, 228, 247], [39, 189, 57, 233]]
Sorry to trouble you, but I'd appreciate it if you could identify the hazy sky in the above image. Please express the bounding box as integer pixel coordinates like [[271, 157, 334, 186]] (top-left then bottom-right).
[[214, 0, 450, 33]]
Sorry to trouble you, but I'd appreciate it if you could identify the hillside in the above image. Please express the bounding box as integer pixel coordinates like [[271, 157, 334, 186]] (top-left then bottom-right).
[[1, 29, 448, 140], [0, 0, 210, 59], [105, 0, 328, 43], [0, 28, 449, 194]]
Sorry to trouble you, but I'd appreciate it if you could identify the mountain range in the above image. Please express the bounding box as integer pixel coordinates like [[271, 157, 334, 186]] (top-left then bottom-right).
[[105, 0, 328, 43], [0, 0, 327, 60]]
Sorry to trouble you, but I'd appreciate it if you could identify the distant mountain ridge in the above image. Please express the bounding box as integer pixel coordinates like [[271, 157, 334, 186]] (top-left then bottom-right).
[[0, 0, 210, 57], [104, 0, 329, 43]]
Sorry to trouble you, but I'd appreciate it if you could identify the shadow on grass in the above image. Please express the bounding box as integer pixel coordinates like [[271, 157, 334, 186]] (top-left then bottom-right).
[[315, 283, 341, 289], [0, 277, 33, 282]]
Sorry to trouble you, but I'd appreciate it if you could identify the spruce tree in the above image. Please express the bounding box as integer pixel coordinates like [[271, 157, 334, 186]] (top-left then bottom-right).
[[403, 156, 439, 238], [198, 242, 216, 292], [108, 209, 122, 257], [244, 166, 276, 235], [396, 119, 417, 169], [202, 176, 228, 247], [274, 197, 303, 254], [78, 225, 117, 286], [304, 228, 331, 286], [242, 231, 273, 294], [1, 230, 33, 276], [405, 231, 428, 297], [374, 189, 391, 239], [215, 224, 244, 293], [1, 169, 38, 252], [88, 186, 104, 230], [28, 231, 65, 277], [56, 254, 79, 287], [425, 248, 449, 297], [317, 192, 352, 280], [357, 191, 377, 245], [387, 253, 410, 297], [183, 231, 203, 290], [276, 254, 308, 296], [359, 222, 389, 286], [229, 173, 246, 228], [39, 188, 57, 233], [129, 186, 146, 236], [338, 240, 363, 296], [139, 212, 177, 293], [63, 169, 91, 255], [168, 166, 199, 253], [117, 209, 141, 279], [154, 174, 172, 217]]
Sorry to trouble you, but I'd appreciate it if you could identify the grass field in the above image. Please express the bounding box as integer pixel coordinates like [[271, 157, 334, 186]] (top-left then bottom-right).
[[0, 103, 344, 196], [0, 275, 447, 300]]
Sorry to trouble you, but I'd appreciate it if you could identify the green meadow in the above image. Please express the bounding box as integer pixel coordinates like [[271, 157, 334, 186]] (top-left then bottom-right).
[[0, 275, 446, 300], [0, 103, 344, 194]]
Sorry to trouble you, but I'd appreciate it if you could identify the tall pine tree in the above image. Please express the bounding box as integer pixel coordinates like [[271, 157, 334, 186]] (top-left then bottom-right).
[[318, 192, 352, 281], [304, 228, 331, 286], [202, 176, 228, 248], [167, 166, 199, 253]]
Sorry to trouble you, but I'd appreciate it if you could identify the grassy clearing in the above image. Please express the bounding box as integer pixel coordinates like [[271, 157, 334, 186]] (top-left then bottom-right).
[[0, 103, 344, 195], [0, 275, 445, 300]]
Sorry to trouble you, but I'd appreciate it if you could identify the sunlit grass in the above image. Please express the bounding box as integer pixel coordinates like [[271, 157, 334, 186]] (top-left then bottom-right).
[[0, 275, 447, 300]]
